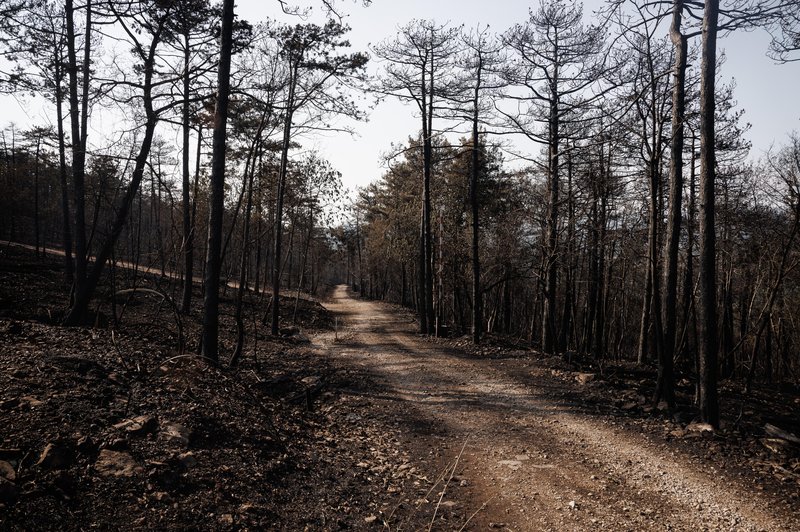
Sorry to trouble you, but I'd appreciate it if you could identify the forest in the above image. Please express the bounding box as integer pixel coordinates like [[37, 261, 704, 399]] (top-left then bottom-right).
[[1, 0, 800, 530]]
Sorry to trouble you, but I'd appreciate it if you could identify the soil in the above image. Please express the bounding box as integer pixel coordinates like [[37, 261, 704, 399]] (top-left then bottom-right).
[[1, 244, 799, 530], [0, 244, 439, 530], [317, 286, 800, 531]]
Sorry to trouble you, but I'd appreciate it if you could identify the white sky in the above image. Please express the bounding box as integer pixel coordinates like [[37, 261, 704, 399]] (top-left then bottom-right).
[[3, 0, 798, 194], [246, 0, 800, 191]]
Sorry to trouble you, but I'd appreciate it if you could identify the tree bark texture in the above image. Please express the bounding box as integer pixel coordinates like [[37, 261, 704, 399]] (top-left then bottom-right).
[[698, 0, 720, 427], [201, 0, 235, 362]]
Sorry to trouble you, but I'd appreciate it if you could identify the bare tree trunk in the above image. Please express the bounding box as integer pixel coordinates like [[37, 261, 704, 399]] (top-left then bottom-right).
[[721, 273, 735, 378], [401, 261, 407, 307], [33, 138, 41, 256], [180, 32, 194, 314], [679, 137, 697, 361], [149, 157, 166, 276], [271, 101, 295, 335], [418, 199, 427, 332], [586, 153, 599, 354], [698, 0, 720, 427], [469, 52, 483, 344], [65, 0, 89, 307], [423, 83, 435, 335], [561, 153, 576, 353], [254, 215, 263, 295], [638, 252, 653, 364], [542, 80, 560, 355], [657, 0, 687, 408], [201, 0, 235, 362], [63, 4, 170, 326], [222, 126, 266, 268], [647, 126, 664, 375], [502, 265, 512, 333], [592, 144, 609, 359], [54, 57, 74, 281], [230, 141, 258, 367], [63, 83, 159, 325], [293, 206, 314, 323]]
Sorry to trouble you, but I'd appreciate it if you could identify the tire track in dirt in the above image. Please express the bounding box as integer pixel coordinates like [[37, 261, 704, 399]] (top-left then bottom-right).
[[318, 286, 799, 531]]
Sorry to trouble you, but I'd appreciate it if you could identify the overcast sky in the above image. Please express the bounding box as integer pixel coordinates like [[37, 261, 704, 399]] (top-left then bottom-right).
[[3, 0, 798, 194]]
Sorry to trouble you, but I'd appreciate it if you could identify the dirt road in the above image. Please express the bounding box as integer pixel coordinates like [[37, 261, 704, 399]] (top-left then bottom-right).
[[319, 285, 798, 531]]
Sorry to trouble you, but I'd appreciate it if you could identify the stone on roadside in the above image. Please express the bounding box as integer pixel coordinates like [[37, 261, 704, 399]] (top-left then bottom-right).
[[102, 437, 130, 451], [0, 460, 16, 482], [20, 396, 43, 408], [160, 422, 191, 447], [113, 415, 158, 436], [686, 422, 714, 434], [94, 450, 143, 478], [150, 491, 172, 503], [569, 500, 578, 510]]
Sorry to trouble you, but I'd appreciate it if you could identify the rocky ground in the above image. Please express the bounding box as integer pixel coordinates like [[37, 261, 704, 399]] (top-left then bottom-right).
[[0, 245, 446, 530], [1, 244, 799, 531]]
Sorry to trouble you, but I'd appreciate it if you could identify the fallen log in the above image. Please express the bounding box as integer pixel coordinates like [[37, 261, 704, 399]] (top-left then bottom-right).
[[764, 423, 800, 445]]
